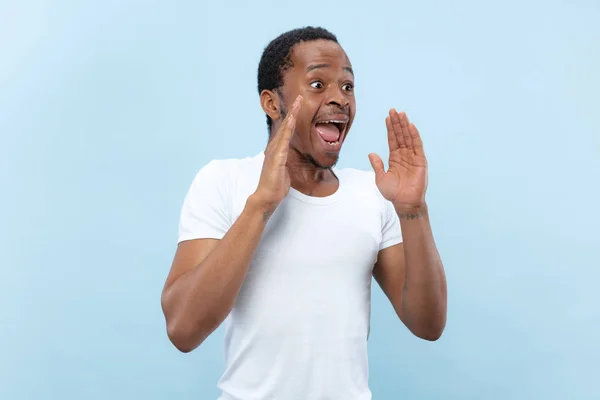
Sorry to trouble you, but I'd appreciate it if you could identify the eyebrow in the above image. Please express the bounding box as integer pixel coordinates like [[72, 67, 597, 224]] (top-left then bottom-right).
[[306, 63, 354, 76]]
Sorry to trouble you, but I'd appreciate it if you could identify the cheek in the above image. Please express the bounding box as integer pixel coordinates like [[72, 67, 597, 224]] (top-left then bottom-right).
[[296, 120, 313, 144], [297, 109, 315, 135], [349, 104, 357, 123]]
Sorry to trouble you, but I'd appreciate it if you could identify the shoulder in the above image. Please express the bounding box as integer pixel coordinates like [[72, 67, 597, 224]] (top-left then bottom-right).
[[194, 154, 253, 177], [191, 153, 263, 188]]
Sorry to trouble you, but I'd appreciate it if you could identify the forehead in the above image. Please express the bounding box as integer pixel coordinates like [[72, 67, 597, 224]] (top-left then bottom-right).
[[288, 40, 351, 70]]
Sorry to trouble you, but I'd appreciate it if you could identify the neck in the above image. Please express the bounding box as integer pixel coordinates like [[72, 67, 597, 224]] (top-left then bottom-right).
[[285, 147, 339, 198], [265, 130, 339, 195]]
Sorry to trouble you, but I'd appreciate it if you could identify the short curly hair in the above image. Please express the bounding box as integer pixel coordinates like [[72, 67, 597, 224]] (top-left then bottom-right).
[[257, 26, 338, 131]]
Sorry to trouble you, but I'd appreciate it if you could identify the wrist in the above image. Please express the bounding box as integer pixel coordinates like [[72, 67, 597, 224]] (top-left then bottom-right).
[[393, 202, 427, 220], [393, 201, 427, 213], [246, 193, 278, 222]]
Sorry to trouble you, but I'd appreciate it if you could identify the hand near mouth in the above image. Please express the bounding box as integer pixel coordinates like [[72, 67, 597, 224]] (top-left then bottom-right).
[[368, 109, 428, 210], [252, 95, 303, 216]]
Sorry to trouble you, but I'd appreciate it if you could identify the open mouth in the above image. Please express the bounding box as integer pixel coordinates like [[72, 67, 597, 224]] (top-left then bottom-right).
[[314, 119, 348, 146]]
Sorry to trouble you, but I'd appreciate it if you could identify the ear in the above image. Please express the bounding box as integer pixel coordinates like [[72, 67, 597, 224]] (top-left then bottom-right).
[[260, 89, 282, 121]]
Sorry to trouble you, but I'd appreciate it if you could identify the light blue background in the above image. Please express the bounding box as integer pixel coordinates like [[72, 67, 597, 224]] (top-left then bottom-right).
[[1, 0, 599, 399]]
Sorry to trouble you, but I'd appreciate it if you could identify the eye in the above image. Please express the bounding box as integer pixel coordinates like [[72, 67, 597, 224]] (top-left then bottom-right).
[[310, 81, 324, 89], [342, 83, 354, 92]]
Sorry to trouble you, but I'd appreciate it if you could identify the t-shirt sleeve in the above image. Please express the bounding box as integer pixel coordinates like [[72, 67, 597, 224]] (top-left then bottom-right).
[[178, 160, 232, 243], [380, 197, 403, 250]]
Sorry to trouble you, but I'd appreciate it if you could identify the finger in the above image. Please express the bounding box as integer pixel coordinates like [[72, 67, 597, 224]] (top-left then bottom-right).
[[290, 94, 303, 117], [408, 122, 425, 155], [276, 95, 302, 151], [368, 153, 386, 180], [268, 114, 296, 163], [268, 95, 302, 152], [398, 112, 413, 150], [277, 114, 296, 156], [389, 109, 406, 148], [385, 115, 399, 151]]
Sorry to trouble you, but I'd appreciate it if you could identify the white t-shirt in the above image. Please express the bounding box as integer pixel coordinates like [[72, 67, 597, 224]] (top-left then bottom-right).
[[178, 152, 402, 400]]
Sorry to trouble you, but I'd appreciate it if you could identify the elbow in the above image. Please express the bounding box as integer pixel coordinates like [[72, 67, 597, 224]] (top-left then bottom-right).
[[163, 305, 222, 353], [170, 337, 195, 353], [165, 319, 204, 353], [415, 316, 446, 341], [161, 291, 203, 353], [403, 311, 446, 342], [400, 298, 447, 342], [162, 304, 202, 353], [161, 290, 227, 353], [415, 326, 445, 341], [166, 320, 195, 353]]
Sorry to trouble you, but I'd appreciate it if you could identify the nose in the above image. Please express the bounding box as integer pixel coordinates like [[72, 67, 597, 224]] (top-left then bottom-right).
[[326, 85, 348, 108]]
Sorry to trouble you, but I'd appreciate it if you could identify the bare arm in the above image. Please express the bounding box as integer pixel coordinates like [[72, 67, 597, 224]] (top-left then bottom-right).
[[161, 95, 303, 353], [161, 196, 270, 352], [374, 203, 446, 341], [370, 109, 447, 341]]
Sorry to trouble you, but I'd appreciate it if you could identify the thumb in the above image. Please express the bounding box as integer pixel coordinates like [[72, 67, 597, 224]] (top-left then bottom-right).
[[368, 153, 386, 179]]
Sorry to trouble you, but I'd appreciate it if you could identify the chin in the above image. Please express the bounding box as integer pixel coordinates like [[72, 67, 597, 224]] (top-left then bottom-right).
[[322, 151, 340, 167], [307, 151, 340, 169], [308, 131, 347, 169]]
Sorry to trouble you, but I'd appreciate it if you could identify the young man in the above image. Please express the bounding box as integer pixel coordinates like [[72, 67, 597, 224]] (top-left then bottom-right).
[[161, 26, 447, 400]]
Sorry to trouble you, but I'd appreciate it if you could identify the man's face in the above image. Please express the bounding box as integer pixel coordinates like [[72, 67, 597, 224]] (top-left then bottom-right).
[[277, 40, 356, 169]]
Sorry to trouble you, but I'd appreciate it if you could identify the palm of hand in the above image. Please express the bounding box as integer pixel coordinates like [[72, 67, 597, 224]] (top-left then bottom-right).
[[369, 110, 428, 208]]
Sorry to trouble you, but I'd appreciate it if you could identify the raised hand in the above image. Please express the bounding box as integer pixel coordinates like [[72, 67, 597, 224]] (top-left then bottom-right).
[[368, 109, 428, 209], [253, 95, 303, 214]]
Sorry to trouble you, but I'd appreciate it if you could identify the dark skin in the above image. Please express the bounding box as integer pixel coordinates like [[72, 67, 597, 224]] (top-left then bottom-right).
[[261, 39, 447, 340], [161, 40, 446, 353], [260, 40, 356, 197]]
